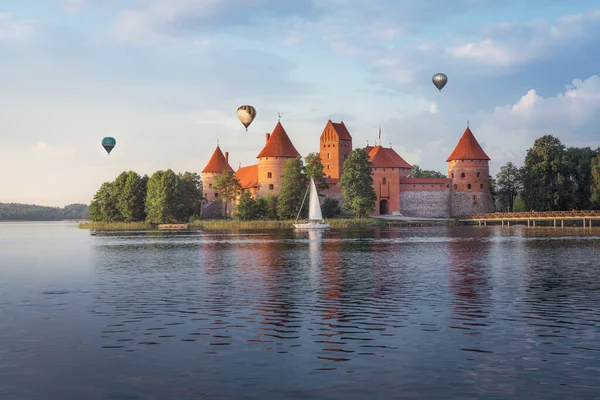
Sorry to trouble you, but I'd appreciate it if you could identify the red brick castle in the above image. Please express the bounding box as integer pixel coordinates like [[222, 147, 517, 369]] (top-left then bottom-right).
[[201, 120, 494, 218]]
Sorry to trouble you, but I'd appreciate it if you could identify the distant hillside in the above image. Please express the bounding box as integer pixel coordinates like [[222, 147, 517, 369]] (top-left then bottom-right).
[[0, 203, 90, 221]]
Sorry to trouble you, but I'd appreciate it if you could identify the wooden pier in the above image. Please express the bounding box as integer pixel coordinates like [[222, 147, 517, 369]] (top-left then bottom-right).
[[463, 210, 600, 228], [157, 224, 189, 230]]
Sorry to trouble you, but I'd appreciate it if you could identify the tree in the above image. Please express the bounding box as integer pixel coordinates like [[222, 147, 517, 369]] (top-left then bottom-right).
[[495, 162, 522, 212], [521, 135, 571, 211], [145, 169, 184, 224], [277, 157, 308, 220], [564, 147, 598, 210], [411, 165, 446, 178], [591, 154, 600, 207], [236, 191, 260, 220], [304, 153, 329, 194], [90, 182, 121, 222], [322, 197, 341, 218], [339, 149, 377, 218], [178, 172, 203, 219], [489, 177, 497, 210], [265, 194, 278, 220], [117, 171, 147, 222], [213, 170, 241, 217]]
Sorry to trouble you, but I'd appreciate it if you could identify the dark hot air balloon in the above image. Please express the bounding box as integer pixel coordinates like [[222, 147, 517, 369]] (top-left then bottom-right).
[[432, 73, 448, 92], [237, 105, 256, 131], [102, 137, 116, 155]]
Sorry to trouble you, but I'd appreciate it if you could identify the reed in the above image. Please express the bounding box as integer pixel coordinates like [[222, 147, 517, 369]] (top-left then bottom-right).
[[78, 221, 156, 230]]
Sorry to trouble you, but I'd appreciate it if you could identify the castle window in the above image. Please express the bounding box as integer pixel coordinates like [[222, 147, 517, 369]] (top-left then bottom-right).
[[328, 175, 331, 179], [451, 173, 454, 178], [328, 144, 331, 147], [267, 172, 272, 178], [477, 172, 480, 177], [269, 184, 274, 190], [333, 144, 335, 147], [467, 184, 472, 190], [480, 184, 483, 189], [327, 153, 331, 159], [454, 184, 457, 189], [447, 184, 449, 188], [461, 173, 465, 178], [382, 177, 387, 184], [344, 154, 348, 159], [209, 183, 212, 188], [327, 165, 330, 169], [214, 193, 219, 198], [323, 144, 326, 148]]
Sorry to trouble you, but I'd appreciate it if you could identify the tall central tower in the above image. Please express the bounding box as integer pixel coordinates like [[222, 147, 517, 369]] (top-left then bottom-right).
[[319, 120, 353, 180]]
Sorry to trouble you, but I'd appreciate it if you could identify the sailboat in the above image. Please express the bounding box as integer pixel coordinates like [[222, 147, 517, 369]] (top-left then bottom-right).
[[294, 176, 330, 229]]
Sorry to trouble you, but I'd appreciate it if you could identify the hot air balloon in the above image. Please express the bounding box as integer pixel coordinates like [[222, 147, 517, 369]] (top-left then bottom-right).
[[432, 73, 448, 92], [102, 137, 116, 155], [236, 105, 256, 131]]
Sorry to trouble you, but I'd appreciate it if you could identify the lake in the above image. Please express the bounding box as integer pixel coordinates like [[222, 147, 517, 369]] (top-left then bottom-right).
[[1, 222, 600, 399]]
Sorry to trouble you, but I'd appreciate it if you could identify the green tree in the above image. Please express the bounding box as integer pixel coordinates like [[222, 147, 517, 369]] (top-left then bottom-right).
[[277, 157, 308, 220], [179, 172, 203, 219], [255, 197, 268, 219], [521, 135, 571, 211], [304, 153, 329, 194], [90, 182, 121, 222], [322, 197, 341, 218], [117, 171, 147, 222], [495, 162, 522, 212], [411, 165, 446, 178], [489, 177, 497, 210], [236, 191, 260, 220], [513, 195, 526, 212], [145, 169, 184, 224], [564, 147, 598, 209], [265, 194, 279, 220], [213, 170, 241, 217], [591, 154, 600, 207], [339, 149, 377, 218]]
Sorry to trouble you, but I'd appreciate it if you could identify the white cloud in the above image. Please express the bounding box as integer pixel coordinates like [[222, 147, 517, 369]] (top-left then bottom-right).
[[0, 13, 35, 42], [31, 142, 75, 158], [428, 102, 438, 114], [490, 75, 600, 135], [64, 0, 85, 12], [445, 9, 600, 67]]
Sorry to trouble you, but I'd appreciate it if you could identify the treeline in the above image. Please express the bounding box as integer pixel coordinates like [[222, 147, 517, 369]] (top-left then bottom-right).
[[89, 170, 203, 223], [89, 149, 380, 223], [0, 203, 89, 221], [494, 135, 600, 212]]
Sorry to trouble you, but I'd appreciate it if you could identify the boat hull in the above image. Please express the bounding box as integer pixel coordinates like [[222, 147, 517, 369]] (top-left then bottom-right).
[[293, 223, 330, 229]]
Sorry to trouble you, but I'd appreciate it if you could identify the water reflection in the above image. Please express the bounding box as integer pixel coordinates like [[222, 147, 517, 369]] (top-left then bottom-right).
[[37, 225, 599, 398]]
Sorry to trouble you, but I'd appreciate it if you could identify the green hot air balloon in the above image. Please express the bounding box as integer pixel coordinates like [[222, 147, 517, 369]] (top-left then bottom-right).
[[102, 137, 116, 155]]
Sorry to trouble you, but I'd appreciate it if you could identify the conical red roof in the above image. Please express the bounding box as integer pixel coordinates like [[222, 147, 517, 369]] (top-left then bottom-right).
[[202, 146, 234, 173], [446, 127, 490, 162], [366, 146, 412, 169], [257, 122, 301, 158]]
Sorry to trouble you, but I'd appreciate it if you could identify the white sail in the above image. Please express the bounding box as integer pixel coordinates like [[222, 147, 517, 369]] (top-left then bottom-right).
[[308, 177, 323, 221]]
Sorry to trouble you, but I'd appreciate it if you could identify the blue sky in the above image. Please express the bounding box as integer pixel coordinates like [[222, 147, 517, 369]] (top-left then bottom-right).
[[1, 0, 600, 206]]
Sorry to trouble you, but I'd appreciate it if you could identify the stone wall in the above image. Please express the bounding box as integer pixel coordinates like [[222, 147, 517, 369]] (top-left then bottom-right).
[[201, 200, 223, 219], [450, 192, 494, 218], [400, 190, 452, 218]]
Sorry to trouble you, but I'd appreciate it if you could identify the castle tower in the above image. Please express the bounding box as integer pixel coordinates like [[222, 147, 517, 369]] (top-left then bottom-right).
[[319, 120, 353, 180], [202, 145, 234, 201], [446, 126, 494, 216], [256, 122, 301, 197]]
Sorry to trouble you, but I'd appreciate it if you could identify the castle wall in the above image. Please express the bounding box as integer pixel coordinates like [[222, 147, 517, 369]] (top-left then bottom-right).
[[400, 190, 452, 218], [450, 192, 494, 218]]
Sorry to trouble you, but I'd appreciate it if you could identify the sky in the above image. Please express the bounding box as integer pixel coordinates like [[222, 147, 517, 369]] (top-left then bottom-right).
[[1, 0, 600, 207]]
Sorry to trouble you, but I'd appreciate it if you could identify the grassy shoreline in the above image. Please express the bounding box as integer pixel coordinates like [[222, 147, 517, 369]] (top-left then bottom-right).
[[79, 218, 457, 231]]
